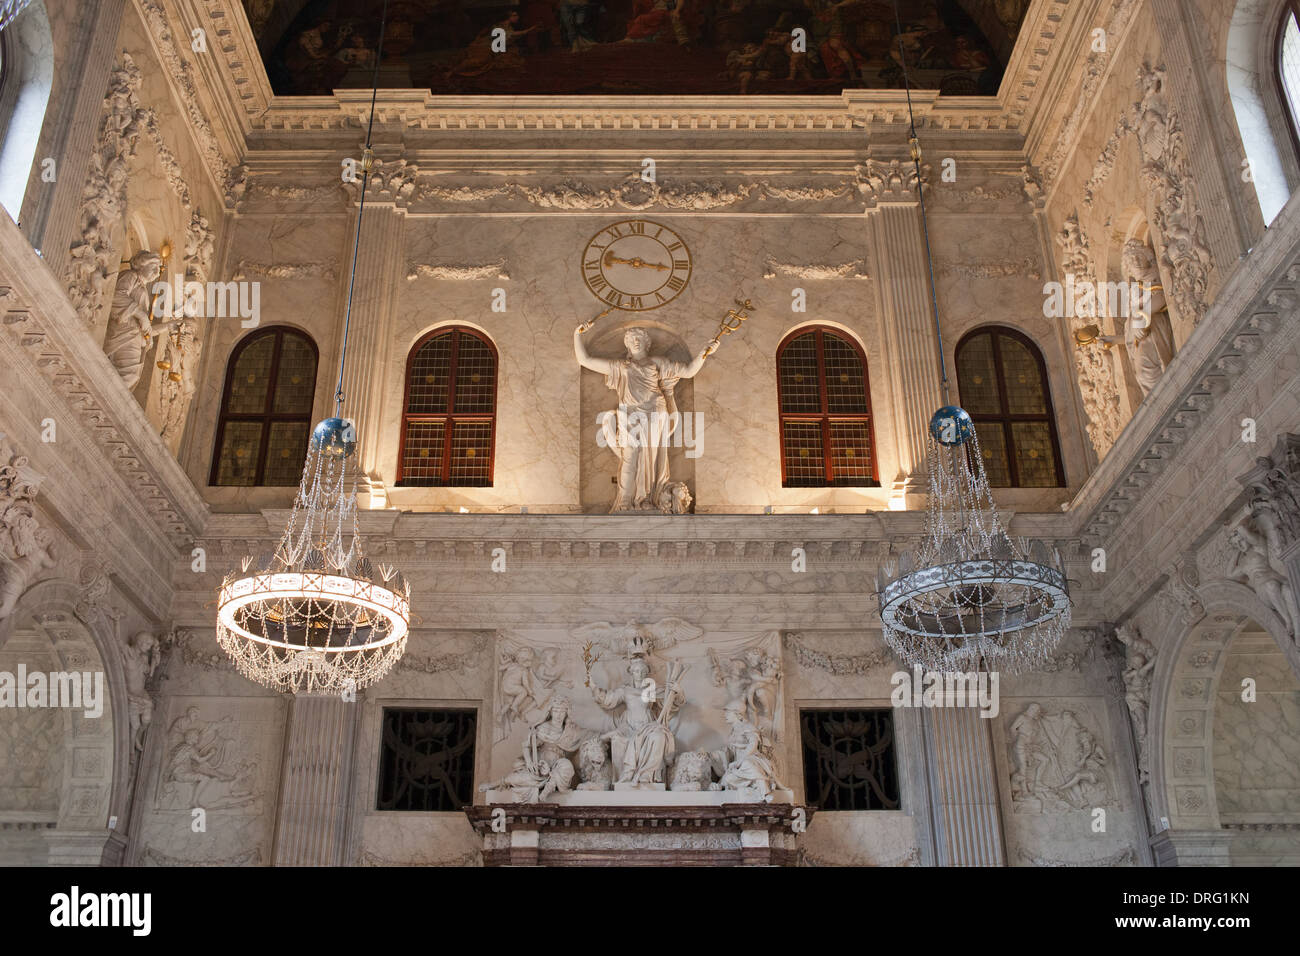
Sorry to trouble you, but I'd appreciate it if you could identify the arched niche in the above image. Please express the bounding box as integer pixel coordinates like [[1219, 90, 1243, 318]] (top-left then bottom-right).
[[0, 576, 129, 865], [578, 320, 696, 514], [1148, 580, 1300, 835]]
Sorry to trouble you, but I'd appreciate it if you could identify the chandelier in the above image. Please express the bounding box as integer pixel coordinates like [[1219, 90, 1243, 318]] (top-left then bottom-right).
[[217, 0, 410, 693], [874, 0, 1070, 674], [877, 408, 1071, 673]]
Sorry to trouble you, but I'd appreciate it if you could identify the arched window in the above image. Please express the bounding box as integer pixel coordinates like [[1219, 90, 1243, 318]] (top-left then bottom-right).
[[776, 326, 878, 487], [397, 326, 497, 487], [0, 2, 53, 223], [956, 327, 1064, 488], [1278, 1, 1300, 154], [210, 327, 318, 486]]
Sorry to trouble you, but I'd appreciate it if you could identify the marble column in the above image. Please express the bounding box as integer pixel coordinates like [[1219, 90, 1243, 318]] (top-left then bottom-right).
[[336, 189, 406, 506], [22, 0, 129, 273], [924, 706, 1006, 865], [272, 695, 360, 866], [863, 169, 945, 499]]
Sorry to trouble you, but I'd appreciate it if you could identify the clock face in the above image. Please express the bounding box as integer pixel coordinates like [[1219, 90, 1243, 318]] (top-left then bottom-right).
[[582, 220, 692, 311]]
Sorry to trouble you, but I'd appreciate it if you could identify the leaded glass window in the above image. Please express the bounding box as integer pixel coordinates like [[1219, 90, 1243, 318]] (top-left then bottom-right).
[[955, 327, 1064, 488], [211, 327, 318, 486]]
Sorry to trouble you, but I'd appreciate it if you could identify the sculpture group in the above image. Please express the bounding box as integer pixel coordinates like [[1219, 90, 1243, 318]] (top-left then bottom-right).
[[484, 624, 789, 804]]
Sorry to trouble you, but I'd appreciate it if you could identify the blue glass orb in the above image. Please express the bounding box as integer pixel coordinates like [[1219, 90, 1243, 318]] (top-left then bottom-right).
[[929, 406, 975, 446], [311, 417, 357, 458]]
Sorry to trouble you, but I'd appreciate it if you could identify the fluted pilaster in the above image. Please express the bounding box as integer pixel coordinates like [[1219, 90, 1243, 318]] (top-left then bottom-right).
[[272, 696, 359, 866], [925, 706, 1006, 866], [866, 200, 945, 496], [337, 201, 405, 496]]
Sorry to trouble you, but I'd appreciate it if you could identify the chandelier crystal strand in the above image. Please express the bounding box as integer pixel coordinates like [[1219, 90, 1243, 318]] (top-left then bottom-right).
[[216, 0, 410, 694], [876, 0, 1070, 674]]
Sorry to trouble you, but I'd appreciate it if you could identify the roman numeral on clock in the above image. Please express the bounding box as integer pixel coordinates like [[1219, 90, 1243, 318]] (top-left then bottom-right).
[[666, 275, 685, 292]]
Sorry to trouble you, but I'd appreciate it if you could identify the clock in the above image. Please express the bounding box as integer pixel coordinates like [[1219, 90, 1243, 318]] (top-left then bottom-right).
[[581, 219, 692, 311]]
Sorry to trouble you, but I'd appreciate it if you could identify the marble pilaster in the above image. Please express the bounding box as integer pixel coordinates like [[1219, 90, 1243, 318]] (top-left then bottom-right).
[[272, 696, 360, 867], [925, 706, 1006, 866]]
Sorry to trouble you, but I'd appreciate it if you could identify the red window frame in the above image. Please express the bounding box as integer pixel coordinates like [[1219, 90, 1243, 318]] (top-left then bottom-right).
[[955, 325, 1065, 488], [396, 326, 498, 487], [775, 326, 879, 487]]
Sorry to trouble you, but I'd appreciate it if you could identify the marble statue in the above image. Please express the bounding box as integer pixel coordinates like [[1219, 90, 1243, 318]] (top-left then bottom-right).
[[481, 695, 591, 801], [710, 706, 790, 802], [708, 645, 781, 735], [576, 737, 612, 790], [103, 251, 177, 390], [1227, 520, 1300, 640], [157, 317, 202, 442], [0, 435, 55, 623], [1115, 624, 1157, 782], [1100, 239, 1175, 396], [589, 656, 686, 788], [574, 324, 712, 512], [123, 631, 162, 753], [670, 750, 716, 791]]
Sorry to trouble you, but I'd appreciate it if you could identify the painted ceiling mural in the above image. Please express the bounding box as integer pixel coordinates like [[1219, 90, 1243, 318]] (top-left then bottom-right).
[[243, 0, 1029, 96]]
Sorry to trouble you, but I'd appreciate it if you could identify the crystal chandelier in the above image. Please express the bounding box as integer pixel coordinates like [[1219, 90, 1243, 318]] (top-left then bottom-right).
[[217, 0, 410, 693], [877, 408, 1071, 673], [874, 0, 1070, 674]]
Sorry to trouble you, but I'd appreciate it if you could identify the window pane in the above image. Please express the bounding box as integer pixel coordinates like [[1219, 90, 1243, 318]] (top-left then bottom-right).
[[1283, 12, 1300, 125], [782, 420, 824, 486], [448, 421, 493, 486], [263, 421, 309, 485], [823, 332, 868, 414], [226, 334, 274, 414], [215, 421, 263, 486], [272, 333, 317, 414], [829, 420, 874, 483], [999, 336, 1048, 415], [778, 332, 821, 414], [957, 332, 1000, 414], [401, 420, 446, 485], [1011, 421, 1058, 487], [407, 333, 452, 414], [975, 423, 1012, 487], [451, 334, 496, 414]]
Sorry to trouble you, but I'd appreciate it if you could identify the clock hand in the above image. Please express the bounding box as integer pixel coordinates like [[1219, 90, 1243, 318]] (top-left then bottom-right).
[[602, 249, 670, 272]]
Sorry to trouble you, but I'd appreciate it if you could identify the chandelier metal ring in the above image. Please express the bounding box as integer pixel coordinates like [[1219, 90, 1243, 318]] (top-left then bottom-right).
[[879, 559, 1070, 640], [216, 572, 410, 652]]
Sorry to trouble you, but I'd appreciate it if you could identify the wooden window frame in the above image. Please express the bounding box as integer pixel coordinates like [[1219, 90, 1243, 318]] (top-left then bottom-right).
[[209, 326, 318, 487], [776, 326, 880, 488], [955, 325, 1065, 488], [1275, 0, 1300, 160], [396, 326, 498, 487]]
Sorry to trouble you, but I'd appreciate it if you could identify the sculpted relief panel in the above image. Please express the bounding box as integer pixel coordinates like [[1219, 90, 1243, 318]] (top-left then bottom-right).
[[485, 622, 789, 803], [133, 697, 285, 866]]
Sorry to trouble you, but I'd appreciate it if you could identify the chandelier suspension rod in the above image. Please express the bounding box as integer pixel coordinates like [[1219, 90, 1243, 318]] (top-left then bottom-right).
[[891, 0, 951, 408], [333, 0, 391, 418]]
